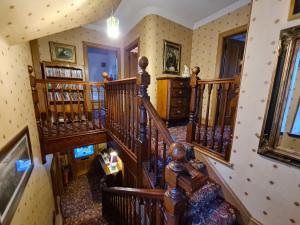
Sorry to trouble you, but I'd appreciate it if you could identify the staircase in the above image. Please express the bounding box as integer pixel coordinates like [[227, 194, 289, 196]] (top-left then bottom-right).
[[30, 56, 241, 225]]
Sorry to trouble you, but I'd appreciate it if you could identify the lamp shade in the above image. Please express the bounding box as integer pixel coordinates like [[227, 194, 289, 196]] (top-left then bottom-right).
[[106, 15, 119, 39]]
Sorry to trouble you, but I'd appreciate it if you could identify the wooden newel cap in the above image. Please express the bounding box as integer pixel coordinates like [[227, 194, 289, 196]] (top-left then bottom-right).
[[138, 56, 149, 72], [192, 66, 200, 75], [28, 65, 34, 74], [169, 142, 186, 172]]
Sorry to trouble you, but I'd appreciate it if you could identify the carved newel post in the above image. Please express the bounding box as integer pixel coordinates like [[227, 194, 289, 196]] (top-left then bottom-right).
[[28, 65, 40, 121], [164, 142, 187, 225], [136, 56, 150, 187], [186, 67, 200, 143]]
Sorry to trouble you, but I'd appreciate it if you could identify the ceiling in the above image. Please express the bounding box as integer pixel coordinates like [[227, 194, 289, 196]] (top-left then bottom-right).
[[0, 0, 121, 44], [87, 0, 250, 35]]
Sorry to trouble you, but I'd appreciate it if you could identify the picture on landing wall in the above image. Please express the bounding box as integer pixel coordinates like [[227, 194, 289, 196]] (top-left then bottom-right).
[[0, 127, 34, 225], [49, 41, 77, 64], [163, 40, 181, 75], [289, 0, 300, 20]]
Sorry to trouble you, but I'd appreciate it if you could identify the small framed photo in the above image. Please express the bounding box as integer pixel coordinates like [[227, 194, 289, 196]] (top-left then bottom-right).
[[163, 40, 181, 75], [289, 0, 300, 21], [0, 127, 34, 225], [49, 41, 76, 64]]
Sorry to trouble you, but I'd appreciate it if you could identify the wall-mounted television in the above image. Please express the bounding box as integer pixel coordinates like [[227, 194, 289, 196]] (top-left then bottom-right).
[[74, 145, 94, 159]]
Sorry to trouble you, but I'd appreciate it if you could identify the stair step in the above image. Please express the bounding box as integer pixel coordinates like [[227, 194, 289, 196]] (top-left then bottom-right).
[[189, 181, 221, 210]]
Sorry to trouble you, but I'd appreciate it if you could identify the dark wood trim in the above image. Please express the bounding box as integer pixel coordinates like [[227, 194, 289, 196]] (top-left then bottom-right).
[[82, 41, 121, 81], [103, 187, 165, 199]]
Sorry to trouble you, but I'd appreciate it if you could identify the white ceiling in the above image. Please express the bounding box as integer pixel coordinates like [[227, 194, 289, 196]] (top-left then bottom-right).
[[86, 0, 251, 35], [0, 0, 121, 44]]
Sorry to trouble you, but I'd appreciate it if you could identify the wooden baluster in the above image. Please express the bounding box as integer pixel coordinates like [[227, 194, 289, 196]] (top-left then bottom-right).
[[148, 118, 152, 166], [69, 87, 75, 132], [211, 83, 222, 149], [60, 87, 67, 132], [154, 128, 159, 186], [97, 85, 101, 128], [196, 84, 205, 143], [219, 83, 230, 155], [125, 84, 130, 147], [52, 87, 59, 134], [77, 86, 82, 129], [130, 83, 135, 151], [164, 143, 187, 225], [186, 67, 200, 143], [43, 85, 50, 134], [91, 86, 96, 129], [203, 84, 213, 146], [162, 141, 167, 188], [104, 84, 108, 129], [144, 198, 149, 225]]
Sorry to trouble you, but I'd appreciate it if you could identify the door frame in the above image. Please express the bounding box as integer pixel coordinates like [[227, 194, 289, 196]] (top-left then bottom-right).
[[215, 25, 248, 78], [124, 38, 140, 78], [83, 41, 121, 81]]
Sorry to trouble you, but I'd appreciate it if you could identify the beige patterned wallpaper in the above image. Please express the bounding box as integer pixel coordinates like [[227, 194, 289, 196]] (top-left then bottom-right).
[[37, 26, 123, 80], [0, 0, 120, 45], [206, 1, 300, 225], [191, 4, 251, 79], [0, 39, 55, 225], [124, 15, 193, 106]]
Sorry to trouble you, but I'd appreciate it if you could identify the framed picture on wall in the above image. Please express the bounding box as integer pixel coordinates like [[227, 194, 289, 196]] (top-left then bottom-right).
[[289, 0, 300, 20], [0, 127, 34, 225], [49, 41, 77, 64], [163, 40, 181, 75]]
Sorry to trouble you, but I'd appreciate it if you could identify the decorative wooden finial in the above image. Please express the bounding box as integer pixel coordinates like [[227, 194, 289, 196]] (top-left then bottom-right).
[[192, 66, 200, 76], [138, 56, 149, 72], [169, 142, 186, 172], [28, 65, 34, 75]]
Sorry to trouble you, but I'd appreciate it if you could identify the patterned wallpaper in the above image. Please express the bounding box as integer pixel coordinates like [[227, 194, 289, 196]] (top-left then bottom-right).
[[37, 26, 123, 80], [0, 0, 120, 44], [205, 1, 300, 225], [124, 15, 193, 106], [0, 40, 54, 225], [191, 4, 251, 79]]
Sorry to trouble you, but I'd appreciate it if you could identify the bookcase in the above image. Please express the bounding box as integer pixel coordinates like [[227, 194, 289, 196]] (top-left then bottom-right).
[[41, 61, 87, 123]]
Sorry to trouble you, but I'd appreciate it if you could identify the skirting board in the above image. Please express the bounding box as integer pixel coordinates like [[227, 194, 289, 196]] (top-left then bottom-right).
[[194, 149, 263, 225]]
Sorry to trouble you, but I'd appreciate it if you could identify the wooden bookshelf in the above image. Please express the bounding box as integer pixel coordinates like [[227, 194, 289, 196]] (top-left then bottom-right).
[[42, 61, 84, 81]]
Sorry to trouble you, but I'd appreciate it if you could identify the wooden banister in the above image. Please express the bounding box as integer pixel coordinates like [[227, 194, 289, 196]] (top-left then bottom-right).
[[102, 186, 165, 225], [186, 70, 240, 162]]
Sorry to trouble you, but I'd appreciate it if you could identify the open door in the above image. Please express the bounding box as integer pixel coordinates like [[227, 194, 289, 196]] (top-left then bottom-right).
[[124, 39, 139, 78], [219, 32, 246, 78]]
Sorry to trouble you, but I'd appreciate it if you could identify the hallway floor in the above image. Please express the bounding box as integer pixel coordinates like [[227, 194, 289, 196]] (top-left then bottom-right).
[[61, 172, 108, 225]]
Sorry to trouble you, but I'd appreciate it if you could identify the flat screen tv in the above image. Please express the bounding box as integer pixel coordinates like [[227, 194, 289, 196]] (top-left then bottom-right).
[[74, 145, 94, 159]]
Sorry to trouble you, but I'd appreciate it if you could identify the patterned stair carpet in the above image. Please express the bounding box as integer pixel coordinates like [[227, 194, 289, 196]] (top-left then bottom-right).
[[60, 173, 108, 225]]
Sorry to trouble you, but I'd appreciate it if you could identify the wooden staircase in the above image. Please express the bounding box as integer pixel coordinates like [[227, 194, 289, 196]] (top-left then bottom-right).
[[29, 56, 241, 225]]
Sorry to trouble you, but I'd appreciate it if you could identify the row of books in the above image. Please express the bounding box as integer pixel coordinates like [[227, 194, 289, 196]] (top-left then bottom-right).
[[48, 92, 84, 102], [47, 83, 84, 90], [45, 67, 83, 79]]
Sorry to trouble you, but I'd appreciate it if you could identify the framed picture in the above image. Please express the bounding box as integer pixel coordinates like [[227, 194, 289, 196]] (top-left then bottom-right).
[[0, 127, 34, 225], [49, 42, 76, 64], [289, 0, 300, 21], [163, 40, 181, 75]]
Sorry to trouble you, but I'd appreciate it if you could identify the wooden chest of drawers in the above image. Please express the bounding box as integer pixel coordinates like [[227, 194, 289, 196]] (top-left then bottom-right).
[[156, 76, 190, 126]]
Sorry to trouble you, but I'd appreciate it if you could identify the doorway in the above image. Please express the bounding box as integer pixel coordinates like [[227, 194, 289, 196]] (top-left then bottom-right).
[[83, 42, 120, 82], [124, 38, 139, 78], [217, 26, 247, 79]]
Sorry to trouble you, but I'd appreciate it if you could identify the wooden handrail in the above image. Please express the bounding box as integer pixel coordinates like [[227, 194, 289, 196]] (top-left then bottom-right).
[[105, 77, 137, 84], [197, 77, 238, 84], [143, 98, 174, 146], [103, 187, 165, 199]]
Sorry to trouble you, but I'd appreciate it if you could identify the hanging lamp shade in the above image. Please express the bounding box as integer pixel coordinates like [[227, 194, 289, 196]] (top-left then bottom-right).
[[106, 15, 120, 39]]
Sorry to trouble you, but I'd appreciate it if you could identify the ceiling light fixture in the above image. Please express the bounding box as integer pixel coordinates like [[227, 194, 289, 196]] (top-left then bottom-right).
[[106, 0, 119, 39]]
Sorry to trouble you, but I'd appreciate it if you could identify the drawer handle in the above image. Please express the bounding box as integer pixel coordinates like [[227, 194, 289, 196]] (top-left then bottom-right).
[[179, 82, 184, 86], [177, 110, 181, 114], [177, 100, 182, 104], [178, 90, 183, 94]]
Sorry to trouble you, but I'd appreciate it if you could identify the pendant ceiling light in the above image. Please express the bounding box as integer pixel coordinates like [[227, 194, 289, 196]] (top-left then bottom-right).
[[106, 0, 120, 39]]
